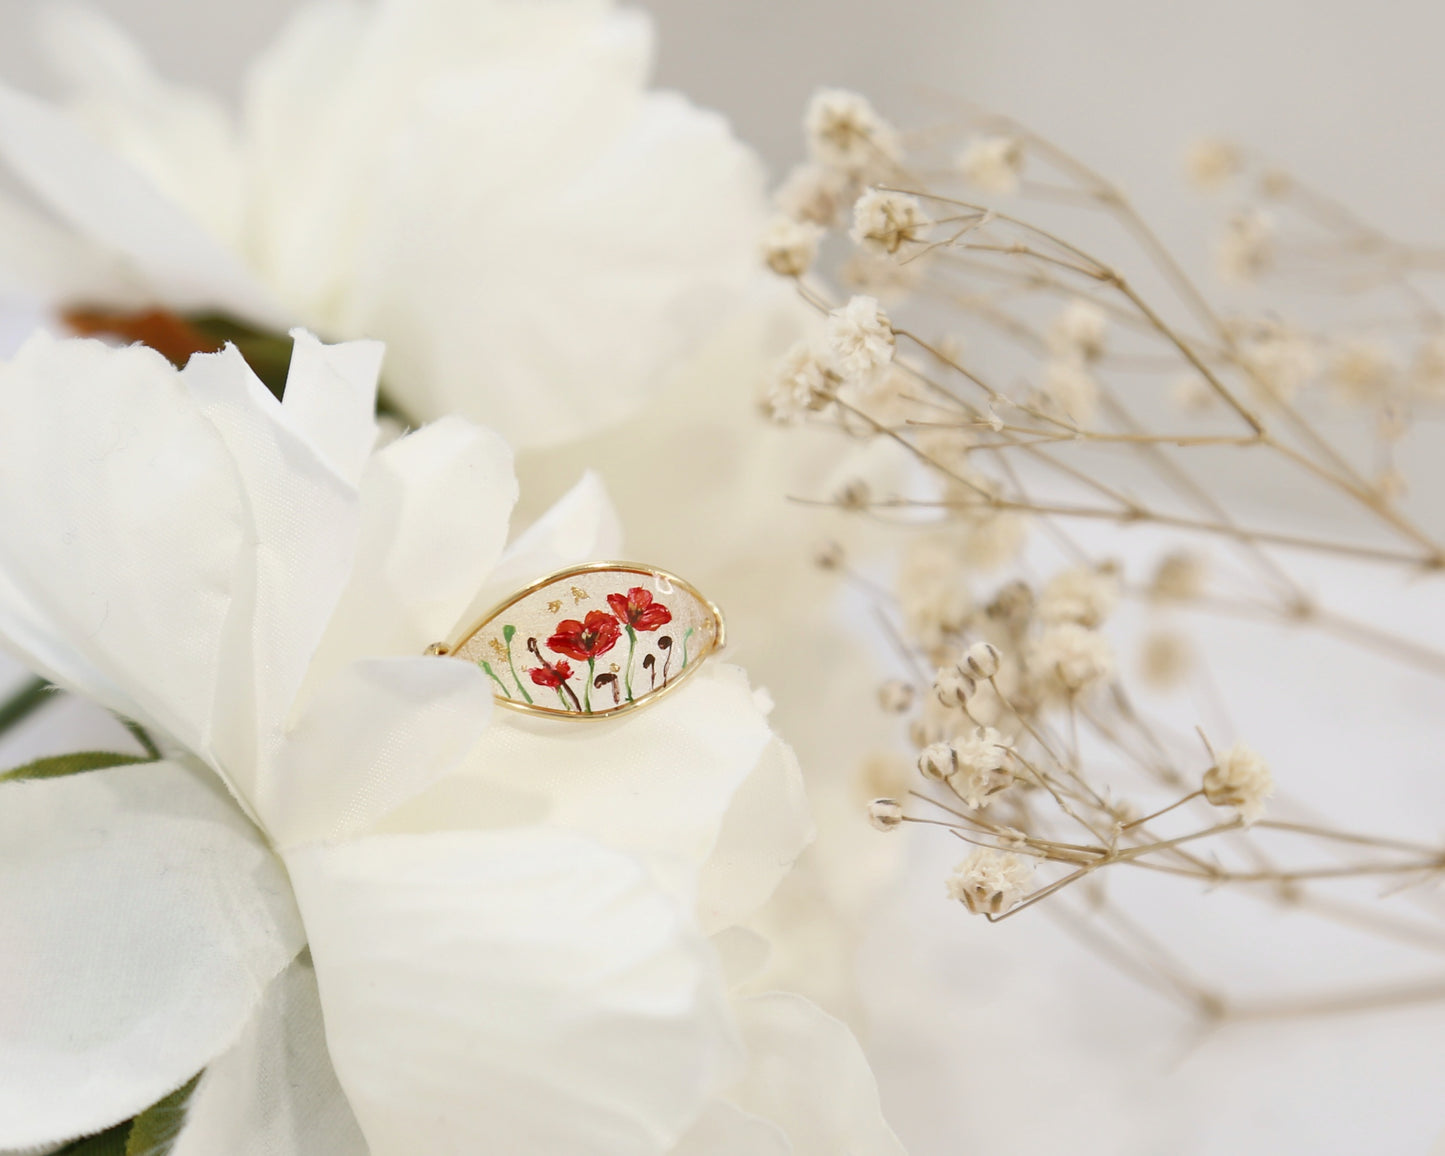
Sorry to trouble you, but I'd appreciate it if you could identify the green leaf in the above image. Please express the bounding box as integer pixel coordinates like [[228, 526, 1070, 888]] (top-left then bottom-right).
[[125, 1073, 202, 1156], [0, 675, 56, 736], [0, 750, 151, 784], [56, 1123, 130, 1155], [49, 1072, 202, 1156], [118, 716, 162, 760]]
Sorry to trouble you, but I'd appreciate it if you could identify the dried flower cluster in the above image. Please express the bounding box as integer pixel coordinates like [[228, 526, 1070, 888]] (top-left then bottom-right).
[[761, 93, 1445, 1023]]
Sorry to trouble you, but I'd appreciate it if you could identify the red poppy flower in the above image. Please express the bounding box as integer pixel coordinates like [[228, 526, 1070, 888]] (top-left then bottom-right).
[[528, 660, 573, 688], [547, 610, 621, 661], [606, 586, 672, 633]]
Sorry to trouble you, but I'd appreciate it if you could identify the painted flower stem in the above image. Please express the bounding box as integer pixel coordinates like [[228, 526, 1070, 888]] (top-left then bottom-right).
[[624, 625, 637, 701], [479, 661, 512, 698], [585, 658, 596, 712], [502, 625, 533, 704]]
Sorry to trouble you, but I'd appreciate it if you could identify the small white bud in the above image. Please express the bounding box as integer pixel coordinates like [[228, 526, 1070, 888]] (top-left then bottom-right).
[[762, 341, 833, 423], [932, 664, 975, 708], [1184, 137, 1241, 192], [958, 136, 1024, 195], [836, 478, 872, 510], [946, 848, 1034, 915], [761, 215, 825, 278], [963, 640, 1001, 679], [813, 539, 846, 571], [805, 88, 901, 175], [824, 295, 895, 383], [850, 189, 927, 254], [944, 726, 1011, 809], [1202, 743, 1273, 824], [877, 679, 915, 714], [918, 741, 956, 781], [868, 797, 905, 831]]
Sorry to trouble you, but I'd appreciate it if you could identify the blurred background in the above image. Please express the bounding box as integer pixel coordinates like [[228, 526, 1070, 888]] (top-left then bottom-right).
[[3, 0, 1444, 262], [2, 1, 1444, 1153]]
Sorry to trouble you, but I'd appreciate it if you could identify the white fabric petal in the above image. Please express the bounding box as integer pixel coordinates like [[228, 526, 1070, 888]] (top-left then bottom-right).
[[261, 655, 494, 849], [0, 333, 245, 755], [0, 760, 304, 1150], [671, 1101, 791, 1156], [696, 728, 814, 935], [305, 415, 518, 693], [0, 190, 137, 305], [181, 342, 365, 782], [715, 994, 907, 1156], [376, 663, 812, 931], [36, 3, 248, 252], [451, 468, 621, 639], [286, 827, 741, 1156], [274, 0, 767, 449], [170, 953, 367, 1156], [280, 330, 383, 488], [0, 81, 281, 323]]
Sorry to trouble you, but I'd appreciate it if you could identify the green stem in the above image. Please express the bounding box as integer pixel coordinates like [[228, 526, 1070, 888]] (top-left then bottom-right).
[[555, 688, 570, 710], [680, 627, 695, 671], [479, 661, 512, 698], [624, 626, 637, 701], [585, 658, 595, 712], [503, 626, 533, 704], [0, 676, 54, 737]]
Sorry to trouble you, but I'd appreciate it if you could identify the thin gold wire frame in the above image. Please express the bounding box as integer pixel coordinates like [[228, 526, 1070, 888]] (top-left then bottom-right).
[[426, 561, 726, 721]]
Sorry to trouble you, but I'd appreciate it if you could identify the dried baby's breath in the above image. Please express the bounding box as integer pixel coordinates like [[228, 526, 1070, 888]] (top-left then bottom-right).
[[760, 98, 1445, 1024]]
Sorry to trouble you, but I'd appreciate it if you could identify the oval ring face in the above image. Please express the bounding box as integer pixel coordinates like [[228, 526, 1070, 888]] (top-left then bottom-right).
[[447, 563, 725, 718]]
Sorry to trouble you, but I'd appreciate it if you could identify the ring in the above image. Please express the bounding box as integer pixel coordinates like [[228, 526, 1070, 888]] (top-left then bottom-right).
[[428, 563, 726, 718]]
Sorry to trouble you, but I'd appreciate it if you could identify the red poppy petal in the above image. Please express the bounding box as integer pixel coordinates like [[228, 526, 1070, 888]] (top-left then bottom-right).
[[633, 604, 672, 631], [546, 633, 590, 662]]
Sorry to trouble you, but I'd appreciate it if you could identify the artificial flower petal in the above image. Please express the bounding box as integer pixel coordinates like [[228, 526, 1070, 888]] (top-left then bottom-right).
[[0, 333, 244, 756], [717, 994, 907, 1156], [303, 415, 518, 695], [261, 656, 494, 848], [287, 827, 741, 1156], [181, 342, 366, 779], [453, 468, 622, 637], [278, 329, 383, 487], [696, 727, 814, 935], [671, 1101, 790, 1156], [0, 760, 304, 1150], [35, 2, 248, 250], [170, 953, 367, 1156], [236, 0, 766, 448], [0, 80, 280, 323], [376, 663, 812, 928], [0, 189, 136, 305]]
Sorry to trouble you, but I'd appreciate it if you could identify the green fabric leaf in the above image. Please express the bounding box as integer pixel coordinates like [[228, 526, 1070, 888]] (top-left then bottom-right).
[[49, 1072, 201, 1156], [125, 1074, 202, 1156], [0, 750, 151, 784], [118, 716, 162, 760], [0, 675, 56, 736], [56, 1123, 130, 1155]]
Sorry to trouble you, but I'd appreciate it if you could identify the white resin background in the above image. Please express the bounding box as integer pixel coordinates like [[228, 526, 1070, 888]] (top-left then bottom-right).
[[2, 2, 1444, 1154]]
